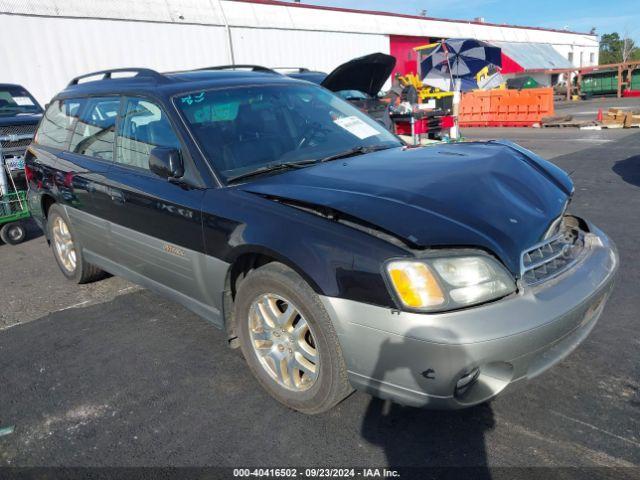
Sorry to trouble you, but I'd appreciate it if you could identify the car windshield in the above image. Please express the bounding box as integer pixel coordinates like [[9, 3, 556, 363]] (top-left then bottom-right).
[[174, 84, 401, 182], [0, 86, 42, 116]]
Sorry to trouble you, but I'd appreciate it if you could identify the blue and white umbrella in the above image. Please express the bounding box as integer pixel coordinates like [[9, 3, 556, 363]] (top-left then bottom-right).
[[419, 38, 502, 92]]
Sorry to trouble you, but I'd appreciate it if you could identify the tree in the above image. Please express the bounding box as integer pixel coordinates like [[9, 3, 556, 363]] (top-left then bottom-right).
[[600, 32, 640, 64]]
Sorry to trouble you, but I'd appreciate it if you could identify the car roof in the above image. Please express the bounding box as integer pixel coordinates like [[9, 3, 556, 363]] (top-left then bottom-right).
[[54, 68, 307, 101], [0, 83, 27, 89]]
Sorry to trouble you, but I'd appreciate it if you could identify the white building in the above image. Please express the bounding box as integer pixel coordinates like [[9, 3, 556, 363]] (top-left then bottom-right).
[[0, 0, 599, 103]]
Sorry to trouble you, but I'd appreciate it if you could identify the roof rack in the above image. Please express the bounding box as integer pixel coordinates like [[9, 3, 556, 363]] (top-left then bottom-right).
[[196, 64, 280, 74], [68, 68, 168, 86]]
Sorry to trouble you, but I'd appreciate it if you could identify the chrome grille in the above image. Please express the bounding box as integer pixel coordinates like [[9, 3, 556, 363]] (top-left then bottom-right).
[[0, 124, 37, 155], [521, 220, 585, 285], [2, 138, 31, 150]]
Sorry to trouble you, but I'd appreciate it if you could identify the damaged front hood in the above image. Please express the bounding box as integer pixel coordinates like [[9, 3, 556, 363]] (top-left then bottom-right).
[[240, 142, 572, 275]]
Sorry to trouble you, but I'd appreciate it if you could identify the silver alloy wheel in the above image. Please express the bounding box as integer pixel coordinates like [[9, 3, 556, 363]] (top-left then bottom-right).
[[52, 216, 77, 273], [248, 293, 319, 391]]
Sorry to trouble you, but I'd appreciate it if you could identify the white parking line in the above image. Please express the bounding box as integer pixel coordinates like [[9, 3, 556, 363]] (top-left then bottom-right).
[[550, 410, 640, 448], [57, 300, 91, 311]]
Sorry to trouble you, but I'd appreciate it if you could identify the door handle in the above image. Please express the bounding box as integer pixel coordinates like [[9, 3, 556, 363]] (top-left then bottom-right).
[[109, 190, 125, 204]]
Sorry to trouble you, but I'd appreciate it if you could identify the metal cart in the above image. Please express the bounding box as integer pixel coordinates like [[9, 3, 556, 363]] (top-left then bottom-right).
[[0, 152, 29, 245]]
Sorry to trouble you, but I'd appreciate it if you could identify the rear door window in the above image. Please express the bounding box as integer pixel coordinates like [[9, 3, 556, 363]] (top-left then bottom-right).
[[35, 99, 83, 149], [69, 97, 120, 160], [115, 97, 181, 171]]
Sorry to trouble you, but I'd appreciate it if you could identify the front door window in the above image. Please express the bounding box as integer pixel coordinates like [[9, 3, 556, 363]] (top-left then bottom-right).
[[116, 97, 181, 170]]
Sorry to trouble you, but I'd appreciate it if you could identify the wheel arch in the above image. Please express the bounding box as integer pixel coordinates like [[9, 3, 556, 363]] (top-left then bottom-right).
[[41, 193, 56, 219], [221, 245, 324, 346]]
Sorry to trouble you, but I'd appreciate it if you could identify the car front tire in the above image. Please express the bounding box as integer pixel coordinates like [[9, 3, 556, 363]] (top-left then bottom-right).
[[235, 262, 353, 414]]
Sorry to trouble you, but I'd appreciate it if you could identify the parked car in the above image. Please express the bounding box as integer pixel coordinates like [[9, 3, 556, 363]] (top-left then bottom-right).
[[0, 83, 43, 187], [27, 67, 618, 414], [277, 67, 327, 85], [285, 55, 446, 139], [285, 53, 397, 129]]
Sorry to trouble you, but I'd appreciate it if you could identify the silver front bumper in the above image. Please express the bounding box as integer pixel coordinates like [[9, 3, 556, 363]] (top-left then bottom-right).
[[321, 224, 618, 409]]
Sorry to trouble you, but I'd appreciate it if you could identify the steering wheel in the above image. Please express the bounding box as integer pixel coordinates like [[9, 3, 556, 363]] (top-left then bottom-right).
[[296, 121, 328, 150]]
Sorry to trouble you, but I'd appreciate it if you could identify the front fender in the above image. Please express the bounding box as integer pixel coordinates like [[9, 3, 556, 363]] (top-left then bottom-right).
[[202, 188, 406, 307]]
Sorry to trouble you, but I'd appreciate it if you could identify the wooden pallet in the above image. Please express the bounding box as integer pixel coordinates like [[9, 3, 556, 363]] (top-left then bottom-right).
[[543, 120, 598, 128]]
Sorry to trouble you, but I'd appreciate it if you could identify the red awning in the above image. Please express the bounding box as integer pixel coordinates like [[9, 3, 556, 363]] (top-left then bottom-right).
[[501, 52, 524, 74]]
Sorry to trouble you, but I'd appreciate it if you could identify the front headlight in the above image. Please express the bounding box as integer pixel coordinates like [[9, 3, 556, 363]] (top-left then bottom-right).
[[386, 255, 516, 312]]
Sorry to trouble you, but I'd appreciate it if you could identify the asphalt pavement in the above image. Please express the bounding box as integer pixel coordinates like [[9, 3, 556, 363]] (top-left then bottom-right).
[[1, 126, 639, 471]]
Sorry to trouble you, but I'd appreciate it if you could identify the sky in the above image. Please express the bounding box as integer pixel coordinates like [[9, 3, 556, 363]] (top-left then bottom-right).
[[290, 0, 640, 43]]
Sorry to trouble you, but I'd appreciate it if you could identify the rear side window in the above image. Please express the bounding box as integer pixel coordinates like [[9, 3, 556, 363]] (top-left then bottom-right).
[[70, 97, 120, 160], [35, 99, 82, 149], [115, 97, 181, 170]]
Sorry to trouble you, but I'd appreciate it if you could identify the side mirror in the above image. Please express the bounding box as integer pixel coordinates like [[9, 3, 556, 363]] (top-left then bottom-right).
[[149, 147, 184, 179]]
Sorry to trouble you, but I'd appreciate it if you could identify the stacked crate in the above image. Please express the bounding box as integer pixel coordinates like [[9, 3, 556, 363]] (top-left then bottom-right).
[[459, 88, 555, 127], [601, 108, 640, 128]]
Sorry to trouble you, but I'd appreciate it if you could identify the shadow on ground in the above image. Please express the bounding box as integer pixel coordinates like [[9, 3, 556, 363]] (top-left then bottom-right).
[[362, 399, 494, 469], [612, 155, 640, 188]]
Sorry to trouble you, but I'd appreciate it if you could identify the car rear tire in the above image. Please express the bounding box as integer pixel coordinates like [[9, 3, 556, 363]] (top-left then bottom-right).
[[47, 204, 104, 284], [235, 262, 353, 414], [0, 221, 26, 245]]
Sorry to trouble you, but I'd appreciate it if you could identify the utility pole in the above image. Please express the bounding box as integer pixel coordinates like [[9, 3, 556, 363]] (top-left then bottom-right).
[[213, 0, 235, 64]]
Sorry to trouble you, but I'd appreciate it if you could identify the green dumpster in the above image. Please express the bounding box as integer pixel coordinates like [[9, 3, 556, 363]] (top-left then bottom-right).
[[631, 70, 640, 91], [506, 76, 540, 90], [581, 70, 618, 97]]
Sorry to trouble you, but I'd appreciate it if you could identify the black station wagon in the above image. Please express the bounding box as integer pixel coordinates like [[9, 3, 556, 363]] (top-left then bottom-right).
[[26, 67, 617, 414]]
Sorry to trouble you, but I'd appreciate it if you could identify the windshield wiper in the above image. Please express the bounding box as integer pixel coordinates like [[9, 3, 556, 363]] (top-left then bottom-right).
[[225, 145, 397, 183], [226, 159, 317, 183], [316, 144, 396, 163]]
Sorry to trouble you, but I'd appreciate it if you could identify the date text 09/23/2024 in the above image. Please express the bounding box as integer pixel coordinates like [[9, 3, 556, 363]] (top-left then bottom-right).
[[233, 468, 400, 477]]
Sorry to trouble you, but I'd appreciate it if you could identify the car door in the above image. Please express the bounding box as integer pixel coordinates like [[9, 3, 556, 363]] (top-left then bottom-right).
[[29, 97, 118, 260], [59, 96, 121, 260], [101, 96, 216, 313]]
